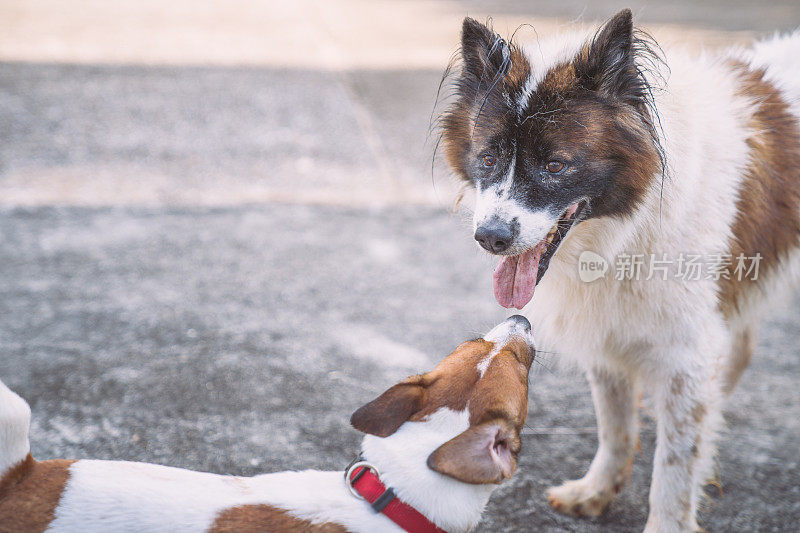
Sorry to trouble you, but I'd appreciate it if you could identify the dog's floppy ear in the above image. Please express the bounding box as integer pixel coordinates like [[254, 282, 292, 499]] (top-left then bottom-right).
[[350, 378, 425, 438], [427, 421, 519, 484], [577, 8, 637, 99], [460, 17, 506, 80]]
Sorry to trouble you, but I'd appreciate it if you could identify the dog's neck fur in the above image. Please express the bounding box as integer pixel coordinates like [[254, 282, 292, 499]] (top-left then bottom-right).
[[361, 407, 496, 532], [262, 409, 496, 533]]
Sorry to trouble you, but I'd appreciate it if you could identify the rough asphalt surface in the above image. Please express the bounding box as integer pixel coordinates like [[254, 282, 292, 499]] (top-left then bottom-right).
[[1, 203, 798, 532], [1, 4, 800, 532]]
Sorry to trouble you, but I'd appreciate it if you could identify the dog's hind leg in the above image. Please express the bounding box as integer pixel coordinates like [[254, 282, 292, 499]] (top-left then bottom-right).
[[547, 367, 639, 517]]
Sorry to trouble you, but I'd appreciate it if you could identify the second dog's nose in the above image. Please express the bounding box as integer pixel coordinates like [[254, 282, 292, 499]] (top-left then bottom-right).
[[507, 314, 531, 331], [474, 219, 513, 253]]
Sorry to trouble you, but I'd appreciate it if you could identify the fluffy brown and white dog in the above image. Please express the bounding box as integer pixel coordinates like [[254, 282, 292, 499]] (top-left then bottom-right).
[[0, 316, 535, 532], [439, 8, 800, 532]]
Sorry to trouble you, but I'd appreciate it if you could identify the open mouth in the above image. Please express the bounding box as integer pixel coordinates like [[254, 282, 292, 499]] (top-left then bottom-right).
[[493, 200, 587, 309]]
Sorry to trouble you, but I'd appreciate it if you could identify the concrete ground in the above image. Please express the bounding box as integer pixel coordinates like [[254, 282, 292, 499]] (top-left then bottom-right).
[[1, 1, 798, 531]]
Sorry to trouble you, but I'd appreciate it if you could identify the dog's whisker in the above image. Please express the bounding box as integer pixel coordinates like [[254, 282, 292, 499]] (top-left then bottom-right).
[[522, 427, 656, 436]]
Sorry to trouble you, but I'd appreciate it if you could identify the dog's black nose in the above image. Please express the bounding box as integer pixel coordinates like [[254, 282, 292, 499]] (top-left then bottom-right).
[[507, 315, 531, 331], [474, 219, 514, 253]]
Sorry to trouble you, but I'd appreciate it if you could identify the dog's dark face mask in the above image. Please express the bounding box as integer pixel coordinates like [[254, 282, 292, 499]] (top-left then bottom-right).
[[440, 10, 663, 308]]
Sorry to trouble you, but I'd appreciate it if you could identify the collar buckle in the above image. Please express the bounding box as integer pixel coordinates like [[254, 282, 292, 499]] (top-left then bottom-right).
[[342, 455, 448, 533], [344, 459, 379, 501]]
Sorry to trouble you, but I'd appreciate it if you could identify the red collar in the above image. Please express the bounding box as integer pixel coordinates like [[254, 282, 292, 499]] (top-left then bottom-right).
[[345, 459, 448, 533]]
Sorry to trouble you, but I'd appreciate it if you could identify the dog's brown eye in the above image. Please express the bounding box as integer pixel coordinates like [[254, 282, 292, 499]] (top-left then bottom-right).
[[482, 154, 497, 167], [546, 161, 565, 173]]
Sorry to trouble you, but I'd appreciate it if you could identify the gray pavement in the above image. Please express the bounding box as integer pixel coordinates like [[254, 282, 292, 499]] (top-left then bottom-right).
[[1, 1, 799, 531], [1, 204, 798, 531]]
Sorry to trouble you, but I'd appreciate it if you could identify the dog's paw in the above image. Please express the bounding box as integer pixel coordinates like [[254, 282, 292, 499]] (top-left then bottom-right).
[[546, 478, 616, 517]]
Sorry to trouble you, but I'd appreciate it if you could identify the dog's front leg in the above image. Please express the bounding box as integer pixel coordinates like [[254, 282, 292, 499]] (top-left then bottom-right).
[[645, 368, 721, 533], [547, 367, 639, 516]]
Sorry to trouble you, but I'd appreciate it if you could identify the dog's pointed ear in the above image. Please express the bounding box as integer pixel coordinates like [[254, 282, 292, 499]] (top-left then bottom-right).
[[460, 17, 506, 80], [350, 378, 425, 438], [577, 8, 637, 99], [427, 421, 519, 484]]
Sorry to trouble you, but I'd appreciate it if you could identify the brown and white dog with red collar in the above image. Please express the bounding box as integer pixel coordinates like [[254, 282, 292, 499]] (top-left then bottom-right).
[[0, 316, 534, 533], [439, 7, 800, 532]]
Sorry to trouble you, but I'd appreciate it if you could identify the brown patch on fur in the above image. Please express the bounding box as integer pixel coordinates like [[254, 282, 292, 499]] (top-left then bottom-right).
[[441, 100, 472, 182], [351, 332, 534, 484], [669, 374, 685, 396], [422, 336, 533, 484], [0, 453, 35, 495], [349, 339, 492, 437], [208, 505, 346, 533], [350, 338, 533, 484], [441, 26, 531, 183], [444, 36, 661, 219], [351, 336, 533, 437], [720, 60, 800, 318], [404, 337, 532, 429], [0, 455, 75, 533], [723, 327, 756, 394], [505, 46, 531, 95], [536, 61, 580, 97], [691, 403, 706, 425], [570, 99, 661, 218], [464, 337, 532, 427], [349, 376, 426, 438], [411, 339, 491, 416]]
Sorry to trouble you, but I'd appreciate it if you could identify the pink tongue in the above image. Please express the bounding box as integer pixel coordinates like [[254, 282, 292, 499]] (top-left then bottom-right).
[[492, 242, 545, 309]]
